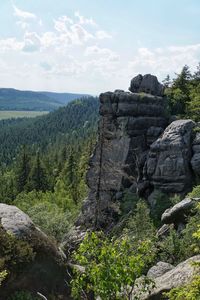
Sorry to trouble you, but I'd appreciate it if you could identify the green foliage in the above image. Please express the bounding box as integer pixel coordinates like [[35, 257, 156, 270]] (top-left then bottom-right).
[[71, 232, 155, 300], [158, 202, 200, 264], [0, 97, 98, 165], [14, 191, 77, 241], [0, 270, 7, 286], [165, 63, 200, 121], [188, 185, 200, 198], [120, 190, 139, 215], [123, 200, 156, 242], [0, 225, 35, 280], [166, 275, 200, 300], [27, 151, 49, 192], [165, 219, 200, 300], [16, 145, 31, 193], [8, 291, 40, 300], [150, 190, 175, 227]]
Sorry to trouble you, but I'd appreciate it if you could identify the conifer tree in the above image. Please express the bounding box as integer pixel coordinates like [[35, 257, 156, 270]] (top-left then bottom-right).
[[28, 151, 49, 192], [16, 145, 30, 193]]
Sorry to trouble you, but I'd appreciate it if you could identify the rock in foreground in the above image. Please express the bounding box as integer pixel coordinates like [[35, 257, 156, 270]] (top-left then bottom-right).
[[133, 255, 200, 299], [0, 204, 69, 299]]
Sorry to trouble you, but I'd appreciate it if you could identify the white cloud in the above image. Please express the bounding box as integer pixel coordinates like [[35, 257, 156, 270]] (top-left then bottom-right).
[[13, 5, 37, 20], [95, 30, 112, 40], [85, 45, 119, 61], [0, 38, 23, 52], [128, 44, 200, 78], [74, 11, 96, 26], [22, 32, 41, 52]]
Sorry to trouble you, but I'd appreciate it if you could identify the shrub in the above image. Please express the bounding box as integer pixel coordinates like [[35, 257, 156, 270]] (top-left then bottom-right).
[[150, 190, 174, 227], [119, 190, 139, 215], [123, 200, 156, 242], [8, 291, 40, 300], [71, 231, 155, 300], [165, 218, 200, 299]]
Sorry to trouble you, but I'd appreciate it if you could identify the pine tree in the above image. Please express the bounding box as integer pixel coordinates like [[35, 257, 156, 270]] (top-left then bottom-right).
[[28, 151, 49, 192], [15, 145, 30, 193]]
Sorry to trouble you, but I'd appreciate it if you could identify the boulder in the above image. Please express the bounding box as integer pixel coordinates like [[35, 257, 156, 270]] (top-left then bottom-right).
[[138, 255, 200, 299], [0, 204, 69, 299], [161, 198, 200, 224], [146, 119, 195, 193], [129, 74, 164, 96], [147, 262, 174, 279]]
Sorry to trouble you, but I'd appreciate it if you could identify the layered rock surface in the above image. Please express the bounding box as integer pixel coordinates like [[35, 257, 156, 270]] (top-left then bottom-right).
[[79, 74, 200, 229], [79, 75, 168, 228], [146, 119, 195, 193]]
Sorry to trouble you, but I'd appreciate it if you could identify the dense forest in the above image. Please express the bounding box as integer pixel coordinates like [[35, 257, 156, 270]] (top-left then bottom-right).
[[1, 64, 200, 299]]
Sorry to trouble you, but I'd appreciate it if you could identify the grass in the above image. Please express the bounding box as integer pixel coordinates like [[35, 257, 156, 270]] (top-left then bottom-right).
[[0, 111, 49, 120]]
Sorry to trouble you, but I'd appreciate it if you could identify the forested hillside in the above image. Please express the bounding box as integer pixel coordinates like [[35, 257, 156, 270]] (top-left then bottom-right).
[[0, 88, 89, 111], [0, 96, 99, 164]]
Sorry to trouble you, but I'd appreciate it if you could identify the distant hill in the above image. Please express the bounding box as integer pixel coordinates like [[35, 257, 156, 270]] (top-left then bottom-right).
[[0, 88, 90, 111], [0, 96, 99, 164], [40, 91, 90, 105]]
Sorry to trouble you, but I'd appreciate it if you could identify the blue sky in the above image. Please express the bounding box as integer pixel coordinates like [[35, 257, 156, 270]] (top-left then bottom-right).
[[0, 0, 200, 93]]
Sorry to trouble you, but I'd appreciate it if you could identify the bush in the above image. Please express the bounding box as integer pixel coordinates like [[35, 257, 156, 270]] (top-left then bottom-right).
[[8, 291, 40, 300], [14, 190, 77, 241], [0, 225, 34, 287], [188, 185, 200, 198], [165, 218, 200, 299], [71, 231, 155, 300], [123, 200, 156, 242], [150, 190, 174, 227], [119, 190, 139, 215]]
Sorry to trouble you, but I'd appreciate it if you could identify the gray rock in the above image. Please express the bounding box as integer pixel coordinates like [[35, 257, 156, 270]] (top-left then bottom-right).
[[161, 198, 194, 224], [78, 86, 168, 229], [137, 255, 200, 299], [157, 223, 174, 238], [191, 132, 200, 176], [146, 119, 195, 193], [0, 204, 68, 299], [147, 262, 174, 279], [129, 74, 164, 96], [0, 203, 35, 237]]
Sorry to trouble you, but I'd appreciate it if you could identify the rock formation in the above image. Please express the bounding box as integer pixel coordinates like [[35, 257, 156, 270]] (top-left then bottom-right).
[[146, 119, 195, 193], [0, 204, 70, 299], [134, 255, 200, 300], [129, 74, 164, 96], [79, 74, 200, 230]]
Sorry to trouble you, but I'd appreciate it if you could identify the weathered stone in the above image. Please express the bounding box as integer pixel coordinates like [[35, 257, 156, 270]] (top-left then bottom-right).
[[129, 74, 164, 96], [157, 223, 174, 238], [161, 198, 197, 224], [147, 262, 174, 279], [191, 132, 200, 176], [146, 120, 195, 193], [0, 204, 69, 299], [136, 255, 200, 299], [78, 84, 168, 229]]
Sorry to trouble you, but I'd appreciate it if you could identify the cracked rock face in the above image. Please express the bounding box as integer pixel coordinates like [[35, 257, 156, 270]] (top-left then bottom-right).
[[145, 119, 195, 193], [78, 74, 200, 230], [78, 78, 168, 229]]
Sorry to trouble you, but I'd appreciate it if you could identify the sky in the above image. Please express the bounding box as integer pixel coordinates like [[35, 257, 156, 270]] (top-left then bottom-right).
[[0, 0, 200, 94]]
